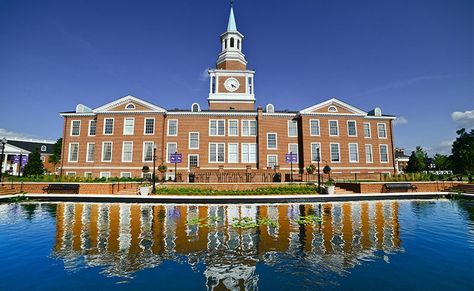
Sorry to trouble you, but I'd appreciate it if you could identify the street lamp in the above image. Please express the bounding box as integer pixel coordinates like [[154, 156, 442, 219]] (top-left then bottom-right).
[[317, 147, 321, 193], [18, 151, 23, 177], [152, 144, 157, 194], [0, 137, 7, 182]]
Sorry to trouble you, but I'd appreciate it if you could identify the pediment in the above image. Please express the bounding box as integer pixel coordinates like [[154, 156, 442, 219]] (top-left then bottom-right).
[[93, 95, 166, 113], [300, 98, 367, 115]]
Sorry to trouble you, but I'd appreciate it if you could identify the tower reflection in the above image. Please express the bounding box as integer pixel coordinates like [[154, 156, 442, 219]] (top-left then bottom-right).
[[53, 201, 401, 289]]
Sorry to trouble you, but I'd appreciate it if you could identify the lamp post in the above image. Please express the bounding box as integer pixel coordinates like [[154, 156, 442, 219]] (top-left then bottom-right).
[[317, 147, 321, 193], [18, 151, 23, 177], [0, 137, 7, 182], [174, 151, 178, 182], [152, 145, 157, 194]]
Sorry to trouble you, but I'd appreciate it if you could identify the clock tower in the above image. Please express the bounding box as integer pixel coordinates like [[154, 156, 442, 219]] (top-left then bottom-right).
[[208, 5, 256, 110]]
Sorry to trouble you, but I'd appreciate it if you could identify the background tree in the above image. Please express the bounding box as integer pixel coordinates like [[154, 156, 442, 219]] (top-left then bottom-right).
[[23, 149, 45, 176], [432, 154, 452, 170], [406, 146, 428, 173], [48, 138, 62, 170], [450, 128, 474, 175]]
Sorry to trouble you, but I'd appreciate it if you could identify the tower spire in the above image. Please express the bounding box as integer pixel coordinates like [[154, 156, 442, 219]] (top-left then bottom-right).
[[227, 3, 237, 32]]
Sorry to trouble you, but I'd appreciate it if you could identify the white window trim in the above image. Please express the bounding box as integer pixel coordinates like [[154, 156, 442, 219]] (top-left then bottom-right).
[[188, 154, 199, 169], [191, 103, 201, 112], [347, 120, 357, 137], [377, 123, 387, 139], [70, 120, 81, 136], [88, 120, 96, 136], [100, 172, 111, 179], [328, 120, 339, 137], [227, 143, 239, 163], [68, 143, 79, 163], [144, 117, 155, 135], [166, 142, 177, 163], [167, 119, 178, 136], [209, 119, 226, 136], [142, 141, 154, 162], [208, 143, 225, 163], [65, 171, 76, 176], [363, 122, 371, 139], [84, 172, 92, 178], [101, 141, 113, 162], [328, 105, 338, 112], [309, 119, 320, 136], [103, 118, 114, 135], [125, 103, 135, 110], [267, 154, 278, 168], [241, 120, 257, 137], [287, 120, 298, 137], [379, 144, 389, 163], [86, 142, 95, 163], [348, 143, 359, 163], [310, 142, 322, 163], [121, 141, 133, 163], [288, 143, 299, 160], [267, 132, 278, 150], [120, 172, 132, 178], [228, 119, 239, 136], [123, 117, 135, 135], [188, 132, 200, 150], [365, 144, 373, 163], [241, 143, 257, 164], [330, 142, 341, 163]]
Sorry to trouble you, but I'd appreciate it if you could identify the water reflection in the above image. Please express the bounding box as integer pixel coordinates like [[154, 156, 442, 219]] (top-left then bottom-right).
[[52, 202, 402, 289]]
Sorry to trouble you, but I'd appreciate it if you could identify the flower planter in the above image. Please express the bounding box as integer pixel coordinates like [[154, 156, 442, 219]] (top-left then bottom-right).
[[326, 185, 335, 195], [139, 186, 150, 196]]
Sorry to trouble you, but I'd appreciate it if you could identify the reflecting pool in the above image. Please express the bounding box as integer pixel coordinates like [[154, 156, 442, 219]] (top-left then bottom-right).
[[0, 200, 473, 290]]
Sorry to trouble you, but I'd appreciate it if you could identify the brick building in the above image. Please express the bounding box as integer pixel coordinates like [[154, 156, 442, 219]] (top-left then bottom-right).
[[59, 7, 396, 181]]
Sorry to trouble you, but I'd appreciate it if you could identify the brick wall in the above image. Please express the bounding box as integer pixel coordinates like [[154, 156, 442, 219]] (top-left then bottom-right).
[[337, 181, 465, 193]]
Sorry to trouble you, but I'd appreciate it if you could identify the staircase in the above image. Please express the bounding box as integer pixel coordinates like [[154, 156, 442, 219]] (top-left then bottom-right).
[[0, 185, 19, 195], [445, 183, 474, 194], [333, 186, 356, 195]]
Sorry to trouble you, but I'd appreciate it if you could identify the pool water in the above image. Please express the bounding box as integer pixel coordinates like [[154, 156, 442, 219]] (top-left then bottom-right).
[[0, 200, 473, 290]]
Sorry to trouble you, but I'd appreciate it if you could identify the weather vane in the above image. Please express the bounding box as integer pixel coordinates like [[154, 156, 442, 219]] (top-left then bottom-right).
[[230, 0, 234, 7]]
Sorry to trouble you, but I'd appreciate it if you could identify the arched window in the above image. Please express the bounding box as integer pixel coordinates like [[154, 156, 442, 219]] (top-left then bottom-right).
[[125, 103, 136, 110], [41, 145, 47, 152], [230, 37, 234, 48], [237, 39, 240, 49], [191, 103, 201, 112], [266, 104, 275, 113], [374, 107, 382, 116], [328, 106, 338, 112]]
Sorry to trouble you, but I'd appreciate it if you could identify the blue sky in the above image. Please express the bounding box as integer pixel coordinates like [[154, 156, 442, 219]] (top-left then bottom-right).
[[0, 0, 472, 155]]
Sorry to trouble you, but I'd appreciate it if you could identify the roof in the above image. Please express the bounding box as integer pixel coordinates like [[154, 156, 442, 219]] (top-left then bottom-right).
[[227, 7, 237, 32], [7, 139, 55, 155]]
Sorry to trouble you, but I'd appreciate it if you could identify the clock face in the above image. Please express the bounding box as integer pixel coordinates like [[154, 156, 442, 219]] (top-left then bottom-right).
[[224, 78, 240, 92]]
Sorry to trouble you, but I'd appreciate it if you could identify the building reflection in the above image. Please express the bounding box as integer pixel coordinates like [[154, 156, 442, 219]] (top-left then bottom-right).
[[53, 201, 401, 289]]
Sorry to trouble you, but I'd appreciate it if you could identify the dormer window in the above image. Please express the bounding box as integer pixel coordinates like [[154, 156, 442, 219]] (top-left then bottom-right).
[[191, 103, 201, 112], [266, 104, 275, 113], [41, 145, 47, 152], [328, 106, 338, 112], [374, 107, 382, 116], [125, 103, 136, 110]]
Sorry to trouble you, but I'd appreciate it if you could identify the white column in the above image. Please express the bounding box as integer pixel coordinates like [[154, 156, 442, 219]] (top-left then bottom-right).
[[2, 153, 7, 174]]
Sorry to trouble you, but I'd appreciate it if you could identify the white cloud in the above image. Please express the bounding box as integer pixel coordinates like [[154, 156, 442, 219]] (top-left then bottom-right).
[[393, 116, 408, 126], [0, 128, 38, 139], [452, 109, 474, 128]]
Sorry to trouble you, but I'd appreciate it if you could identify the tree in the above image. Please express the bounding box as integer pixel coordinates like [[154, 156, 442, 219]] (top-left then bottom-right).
[[23, 149, 45, 176], [48, 138, 62, 170], [432, 154, 452, 170], [451, 128, 474, 175], [406, 146, 428, 173]]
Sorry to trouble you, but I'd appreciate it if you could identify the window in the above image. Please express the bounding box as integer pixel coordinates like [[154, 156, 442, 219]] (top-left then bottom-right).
[[241, 143, 257, 163], [363, 123, 371, 138], [71, 120, 81, 136], [102, 142, 112, 162], [230, 37, 234, 47], [84, 172, 92, 179], [228, 120, 238, 136], [68, 143, 79, 162], [100, 172, 111, 179], [121, 172, 132, 178], [365, 144, 373, 163], [125, 103, 135, 110], [104, 118, 114, 135], [211, 76, 216, 94], [86, 143, 95, 162], [237, 39, 240, 49], [328, 106, 338, 112], [89, 120, 96, 136], [266, 104, 274, 113], [143, 142, 154, 162], [349, 143, 359, 162], [242, 120, 257, 136], [311, 143, 321, 163], [122, 141, 133, 162], [210, 120, 225, 136], [330, 143, 340, 162], [267, 155, 278, 168], [228, 143, 238, 163], [288, 143, 298, 160], [143, 173, 152, 180], [347, 121, 357, 136], [380, 145, 389, 163], [144, 118, 155, 135], [377, 123, 387, 138], [189, 132, 199, 149], [209, 143, 225, 163], [329, 120, 339, 136], [123, 118, 134, 135], [66, 172, 76, 177], [166, 143, 177, 163], [191, 103, 200, 112], [288, 120, 298, 137], [167, 120, 178, 136], [189, 155, 199, 168], [41, 145, 47, 152], [310, 120, 320, 136], [41, 156, 46, 162], [248, 77, 253, 94], [267, 133, 277, 150]]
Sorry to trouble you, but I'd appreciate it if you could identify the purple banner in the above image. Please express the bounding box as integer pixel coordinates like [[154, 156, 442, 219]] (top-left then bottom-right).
[[13, 155, 28, 164], [170, 153, 182, 164], [285, 153, 297, 163]]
